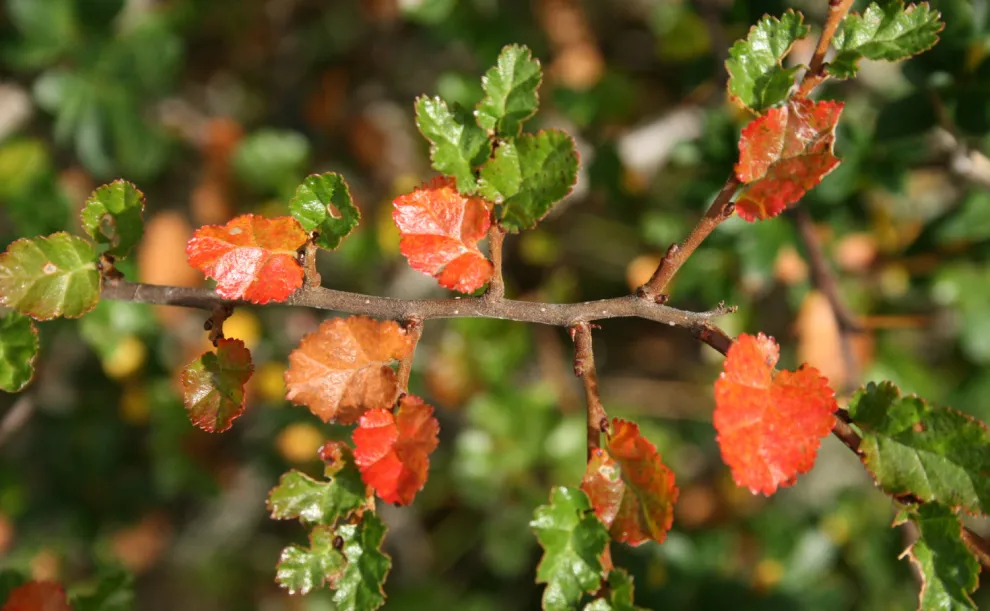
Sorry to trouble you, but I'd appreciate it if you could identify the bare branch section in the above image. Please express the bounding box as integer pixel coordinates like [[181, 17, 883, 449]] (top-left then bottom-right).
[[796, 0, 855, 97], [397, 317, 424, 392], [571, 322, 608, 461], [486, 224, 506, 300], [100, 280, 734, 328]]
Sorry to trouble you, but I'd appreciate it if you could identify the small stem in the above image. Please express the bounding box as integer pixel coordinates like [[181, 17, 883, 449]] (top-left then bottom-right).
[[97, 253, 124, 282], [204, 303, 234, 346], [571, 322, 608, 462], [397, 317, 424, 392], [486, 223, 506, 300], [303, 239, 321, 288], [796, 0, 855, 98]]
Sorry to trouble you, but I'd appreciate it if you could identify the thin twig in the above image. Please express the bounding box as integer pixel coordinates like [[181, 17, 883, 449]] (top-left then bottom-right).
[[204, 303, 234, 346], [397, 317, 424, 392], [570, 322, 608, 462], [486, 224, 506, 300], [303, 240, 321, 288], [796, 0, 855, 98]]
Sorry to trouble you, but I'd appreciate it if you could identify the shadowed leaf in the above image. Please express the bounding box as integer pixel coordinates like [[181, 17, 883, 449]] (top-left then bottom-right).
[[289, 173, 361, 250], [0, 312, 38, 392], [900, 504, 979, 610], [80, 180, 146, 258]]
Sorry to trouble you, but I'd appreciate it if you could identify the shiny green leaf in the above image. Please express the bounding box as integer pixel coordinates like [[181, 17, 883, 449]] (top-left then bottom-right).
[[414, 96, 491, 193], [276, 526, 346, 596], [725, 10, 809, 112], [333, 512, 391, 611], [0, 312, 38, 393], [0, 233, 99, 320], [290, 173, 361, 250], [80, 180, 146, 258], [829, 1, 944, 79], [267, 467, 367, 526], [476, 44, 542, 138], [901, 504, 978, 610]]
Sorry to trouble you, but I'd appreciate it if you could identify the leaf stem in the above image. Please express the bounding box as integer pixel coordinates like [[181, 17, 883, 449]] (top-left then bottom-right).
[[571, 322, 608, 462], [302, 239, 321, 288], [486, 223, 506, 300], [397, 317, 424, 393], [796, 0, 855, 98]]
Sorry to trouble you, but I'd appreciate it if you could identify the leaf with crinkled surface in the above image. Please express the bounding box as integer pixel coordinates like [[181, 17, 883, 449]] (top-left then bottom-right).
[[276, 526, 346, 596], [900, 504, 979, 610], [80, 180, 146, 258], [829, 1, 944, 79], [734, 98, 843, 221], [478, 130, 579, 232], [583, 569, 646, 611], [186, 214, 308, 304], [0, 232, 100, 320], [332, 513, 391, 611], [415, 97, 491, 193], [531, 486, 608, 611], [284, 316, 414, 425], [581, 419, 677, 546], [714, 333, 838, 495], [475, 44, 542, 137], [268, 466, 367, 526], [848, 381, 990, 515], [0, 312, 38, 393], [353, 395, 440, 505], [289, 173, 361, 250], [725, 10, 810, 112], [180, 338, 253, 432], [393, 176, 493, 293], [1, 581, 72, 611]]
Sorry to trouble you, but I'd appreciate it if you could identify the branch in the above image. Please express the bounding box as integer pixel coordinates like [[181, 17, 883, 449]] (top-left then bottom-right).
[[397, 317, 423, 392], [571, 322, 607, 461], [796, 0, 855, 98], [99, 280, 735, 328], [486, 224, 506, 300]]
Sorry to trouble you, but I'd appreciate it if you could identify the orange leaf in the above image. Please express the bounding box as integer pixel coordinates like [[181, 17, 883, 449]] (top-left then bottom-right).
[[284, 316, 414, 424], [581, 419, 678, 546], [352, 395, 439, 505], [392, 176, 493, 293], [180, 338, 253, 433], [734, 98, 843, 221], [713, 333, 838, 495], [1, 581, 71, 611], [186, 214, 308, 304]]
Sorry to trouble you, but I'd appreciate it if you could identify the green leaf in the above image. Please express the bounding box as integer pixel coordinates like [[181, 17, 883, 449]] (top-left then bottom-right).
[[276, 526, 346, 596], [829, 1, 944, 79], [531, 486, 608, 611], [725, 9, 810, 112], [0, 233, 100, 320], [475, 44, 543, 138], [333, 512, 391, 611], [289, 173, 361, 250], [414, 96, 491, 193], [584, 569, 645, 611], [80, 180, 146, 259], [901, 504, 979, 610], [478, 130, 579, 232], [0, 312, 39, 393], [267, 467, 367, 526], [847, 381, 990, 515], [233, 129, 310, 196], [180, 338, 253, 433], [70, 569, 134, 611]]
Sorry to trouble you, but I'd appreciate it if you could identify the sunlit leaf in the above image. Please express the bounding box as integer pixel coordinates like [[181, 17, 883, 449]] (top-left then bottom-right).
[[79, 180, 146, 258], [0, 312, 38, 393], [1, 581, 71, 611], [475, 44, 543, 138], [180, 338, 253, 433], [414, 96, 491, 193], [276, 526, 346, 596], [829, 1, 944, 79], [268, 466, 367, 526], [289, 173, 361, 250], [900, 504, 979, 610], [734, 98, 843, 221], [0, 232, 100, 320], [186, 214, 308, 304], [353, 395, 440, 506], [332, 513, 391, 611], [284, 316, 414, 425], [713, 333, 838, 495], [725, 10, 810, 112]]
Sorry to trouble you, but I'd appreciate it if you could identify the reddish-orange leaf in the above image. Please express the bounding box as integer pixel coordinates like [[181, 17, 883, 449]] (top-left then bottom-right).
[[186, 214, 308, 303], [284, 316, 414, 425], [734, 98, 843, 221], [1, 581, 71, 611], [352, 395, 440, 505], [713, 333, 838, 495], [581, 418, 678, 546], [180, 338, 253, 433], [392, 176, 493, 293]]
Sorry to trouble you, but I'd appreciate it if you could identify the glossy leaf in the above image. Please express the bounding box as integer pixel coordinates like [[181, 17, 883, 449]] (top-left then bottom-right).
[[414, 96, 491, 193], [1, 581, 71, 611], [353, 395, 440, 505], [829, 1, 944, 79], [478, 130, 579, 232], [180, 338, 253, 432], [531, 486, 608, 611], [268, 467, 367, 526], [276, 526, 346, 596], [713, 333, 838, 495], [0, 233, 100, 320], [847, 381, 990, 515], [289, 173, 361, 250], [734, 98, 843, 221], [725, 10, 810, 112], [79, 180, 146, 258], [392, 176, 493, 293], [583, 569, 646, 611], [475, 44, 542, 137], [901, 504, 979, 610], [186, 214, 308, 304], [332, 513, 391, 611], [0, 312, 38, 393], [581, 419, 678, 546], [284, 316, 414, 425]]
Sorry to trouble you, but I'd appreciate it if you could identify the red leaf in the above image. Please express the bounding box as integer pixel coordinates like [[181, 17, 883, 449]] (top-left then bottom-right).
[[352, 395, 439, 505], [284, 316, 414, 425], [581, 419, 678, 546], [186, 214, 308, 303], [733, 98, 843, 221], [180, 338, 254, 432], [392, 176, 493, 293], [713, 333, 838, 495], [1, 582, 71, 611]]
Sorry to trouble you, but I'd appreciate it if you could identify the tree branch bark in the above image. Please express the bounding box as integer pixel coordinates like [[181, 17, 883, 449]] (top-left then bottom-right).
[[571, 322, 608, 462]]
